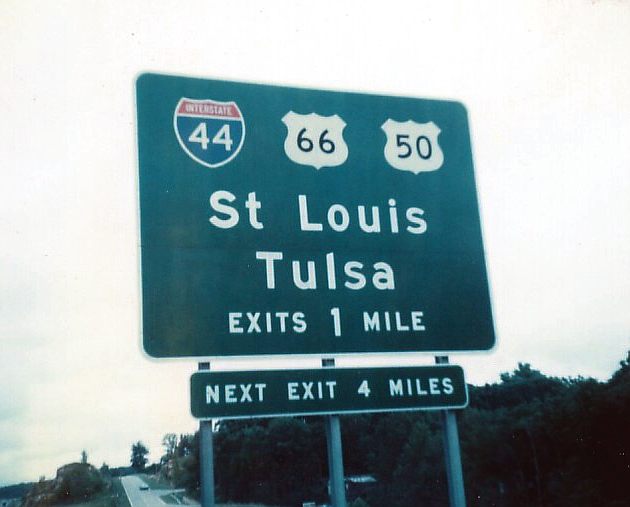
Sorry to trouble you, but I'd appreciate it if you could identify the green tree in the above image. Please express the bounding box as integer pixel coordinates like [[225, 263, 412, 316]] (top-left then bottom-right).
[[131, 441, 149, 471], [214, 418, 327, 505], [176, 433, 195, 457], [162, 433, 178, 461]]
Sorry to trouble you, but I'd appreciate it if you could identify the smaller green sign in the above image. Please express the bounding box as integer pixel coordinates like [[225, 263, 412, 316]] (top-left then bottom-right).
[[190, 365, 467, 419]]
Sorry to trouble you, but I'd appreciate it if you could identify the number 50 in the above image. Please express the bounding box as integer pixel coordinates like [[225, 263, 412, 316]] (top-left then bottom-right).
[[396, 134, 432, 160]]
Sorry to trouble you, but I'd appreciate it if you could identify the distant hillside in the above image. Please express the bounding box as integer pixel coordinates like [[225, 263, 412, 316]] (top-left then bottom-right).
[[0, 482, 33, 500]]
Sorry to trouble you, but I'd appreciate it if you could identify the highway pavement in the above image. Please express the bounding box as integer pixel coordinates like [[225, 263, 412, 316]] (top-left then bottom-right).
[[120, 475, 195, 506]]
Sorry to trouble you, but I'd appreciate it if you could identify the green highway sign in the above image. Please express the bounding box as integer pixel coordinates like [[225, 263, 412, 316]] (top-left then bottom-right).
[[136, 73, 495, 358], [190, 365, 467, 419]]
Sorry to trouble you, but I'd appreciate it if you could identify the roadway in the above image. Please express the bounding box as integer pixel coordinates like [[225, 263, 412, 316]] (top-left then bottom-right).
[[120, 475, 196, 507]]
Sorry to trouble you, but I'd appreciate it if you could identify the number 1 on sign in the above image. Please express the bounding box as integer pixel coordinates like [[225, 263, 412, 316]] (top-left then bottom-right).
[[330, 307, 342, 337]]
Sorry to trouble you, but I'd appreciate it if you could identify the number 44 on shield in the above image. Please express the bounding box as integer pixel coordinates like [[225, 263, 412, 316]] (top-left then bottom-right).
[[188, 123, 233, 151], [173, 97, 246, 169]]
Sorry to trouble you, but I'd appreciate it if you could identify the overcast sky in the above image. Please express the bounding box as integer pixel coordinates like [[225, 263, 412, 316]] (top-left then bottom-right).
[[1, 0, 629, 487]]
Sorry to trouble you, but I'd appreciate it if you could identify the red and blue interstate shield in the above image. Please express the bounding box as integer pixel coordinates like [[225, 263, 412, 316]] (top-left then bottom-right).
[[173, 97, 245, 168]]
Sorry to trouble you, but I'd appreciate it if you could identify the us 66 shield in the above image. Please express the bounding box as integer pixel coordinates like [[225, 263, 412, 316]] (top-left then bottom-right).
[[190, 365, 468, 420], [136, 73, 495, 358]]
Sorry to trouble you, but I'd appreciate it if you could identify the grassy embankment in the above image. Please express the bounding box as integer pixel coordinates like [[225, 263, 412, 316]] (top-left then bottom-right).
[[71, 478, 131, 507]]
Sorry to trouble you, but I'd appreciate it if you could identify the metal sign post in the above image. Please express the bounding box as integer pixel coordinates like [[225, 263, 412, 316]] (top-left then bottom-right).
[[322, 359, 347, 507], [198, 362, 215, 507], [325, 414, 347, 507], [436, 356, 466, 507]]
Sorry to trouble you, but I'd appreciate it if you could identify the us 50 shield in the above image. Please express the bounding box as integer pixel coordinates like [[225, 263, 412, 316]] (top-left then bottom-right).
[[382, 119, 444, 174]]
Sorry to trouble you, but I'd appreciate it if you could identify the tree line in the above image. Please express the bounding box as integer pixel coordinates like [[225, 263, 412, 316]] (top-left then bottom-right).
[[156, 352, 629, 506]]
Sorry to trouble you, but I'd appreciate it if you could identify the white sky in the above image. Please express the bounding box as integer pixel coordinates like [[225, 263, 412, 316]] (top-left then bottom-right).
[[1, 0, 629, 487]]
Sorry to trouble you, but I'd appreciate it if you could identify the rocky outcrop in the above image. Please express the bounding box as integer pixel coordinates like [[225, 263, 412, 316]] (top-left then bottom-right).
[[22, 463, 105, 506]]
